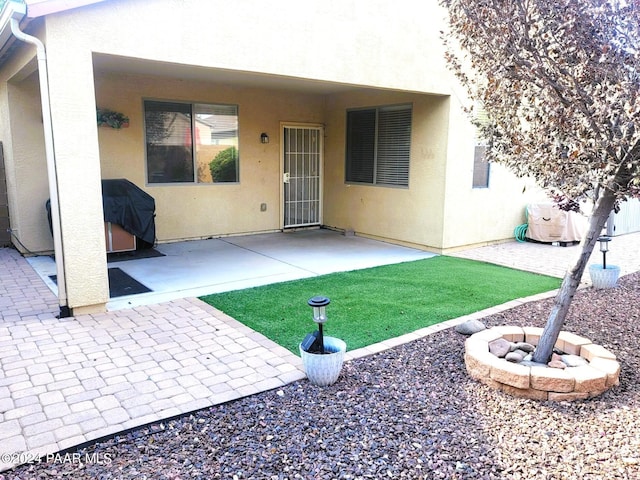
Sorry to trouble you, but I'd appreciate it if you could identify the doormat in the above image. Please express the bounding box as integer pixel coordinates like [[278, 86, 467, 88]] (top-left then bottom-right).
[[50, 267, 152, 298], [107, 248, 165, 263]]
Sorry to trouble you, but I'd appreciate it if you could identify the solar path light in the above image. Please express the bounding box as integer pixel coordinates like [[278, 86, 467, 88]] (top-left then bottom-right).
[[309, 295, 329, 350], [597, 235, 611, 269], [588, 235, 620, 289], [299, 295, 346, 386]]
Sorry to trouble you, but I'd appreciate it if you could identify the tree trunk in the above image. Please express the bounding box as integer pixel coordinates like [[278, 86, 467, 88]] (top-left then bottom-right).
[[531, 189, 617, 363]]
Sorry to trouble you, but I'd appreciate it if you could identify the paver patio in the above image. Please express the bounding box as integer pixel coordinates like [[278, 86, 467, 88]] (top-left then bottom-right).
[[0, 247, 306, 470]]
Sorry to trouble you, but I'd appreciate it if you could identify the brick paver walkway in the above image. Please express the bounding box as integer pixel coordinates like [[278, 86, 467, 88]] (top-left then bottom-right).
[[451, 232, 640, 281], [0, 248, 304, 471]]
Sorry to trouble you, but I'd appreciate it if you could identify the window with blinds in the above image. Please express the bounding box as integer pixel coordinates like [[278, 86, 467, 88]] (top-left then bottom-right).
[[345, 104, 412, 187]]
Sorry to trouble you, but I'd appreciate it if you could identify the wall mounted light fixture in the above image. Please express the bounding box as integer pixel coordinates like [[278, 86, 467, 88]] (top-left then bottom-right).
[[260, 132, 269, 144]]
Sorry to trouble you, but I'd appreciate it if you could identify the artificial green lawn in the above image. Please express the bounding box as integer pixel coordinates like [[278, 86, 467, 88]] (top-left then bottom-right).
[[200, 256, 561, 355]]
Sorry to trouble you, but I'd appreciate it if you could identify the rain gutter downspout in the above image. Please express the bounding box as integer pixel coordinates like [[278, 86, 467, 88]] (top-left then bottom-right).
[[9, 16, 71, 318]]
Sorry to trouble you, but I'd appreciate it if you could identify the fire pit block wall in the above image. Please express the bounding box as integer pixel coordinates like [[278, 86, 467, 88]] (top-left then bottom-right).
[[464, 326, 621, 401]]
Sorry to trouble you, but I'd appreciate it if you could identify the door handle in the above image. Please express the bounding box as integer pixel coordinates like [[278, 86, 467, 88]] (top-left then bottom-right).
[[283, 172, 290, 184]]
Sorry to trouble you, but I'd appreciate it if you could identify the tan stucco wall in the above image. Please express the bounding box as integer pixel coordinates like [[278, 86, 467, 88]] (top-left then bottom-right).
[[323, 91, 450, 250], [95, 72, 325, 241], [0, 0, 550, 312], [438, 95, 548, 252], [59, 0, 451, 95], [44, 27, 109, 311], [323, 90, 546, 252], [0, 32, 51, 255], [6, 73, 51, 251]]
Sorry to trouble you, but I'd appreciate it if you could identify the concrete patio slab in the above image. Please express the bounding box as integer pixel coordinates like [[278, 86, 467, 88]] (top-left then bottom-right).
[[27, 229, 436, 310]]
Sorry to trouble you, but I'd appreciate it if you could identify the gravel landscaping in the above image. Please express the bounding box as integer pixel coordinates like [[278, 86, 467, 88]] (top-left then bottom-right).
[[6, 272, 640, 480]]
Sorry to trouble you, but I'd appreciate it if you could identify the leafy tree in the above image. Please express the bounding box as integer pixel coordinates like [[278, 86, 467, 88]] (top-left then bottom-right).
[[440, 0, 640, 362]]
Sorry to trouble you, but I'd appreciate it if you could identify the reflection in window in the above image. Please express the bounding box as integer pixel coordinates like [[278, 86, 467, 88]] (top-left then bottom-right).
[[144, 100, 239, 184]]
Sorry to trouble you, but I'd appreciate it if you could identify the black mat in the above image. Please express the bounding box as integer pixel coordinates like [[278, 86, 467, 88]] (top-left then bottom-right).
[[50, 267, 152, 298], [107, 248, 165, 263]]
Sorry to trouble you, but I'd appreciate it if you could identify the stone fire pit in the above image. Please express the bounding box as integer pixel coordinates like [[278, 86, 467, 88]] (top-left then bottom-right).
[[464, 326, 620, 401]]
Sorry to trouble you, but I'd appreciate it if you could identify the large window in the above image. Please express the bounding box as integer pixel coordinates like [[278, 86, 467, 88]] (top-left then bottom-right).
[[144, 100, 239, 184], [345, 104, 412, 187]]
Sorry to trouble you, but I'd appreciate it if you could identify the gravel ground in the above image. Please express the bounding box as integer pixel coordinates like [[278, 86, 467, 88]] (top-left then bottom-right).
[[6, 272, 640, 480]]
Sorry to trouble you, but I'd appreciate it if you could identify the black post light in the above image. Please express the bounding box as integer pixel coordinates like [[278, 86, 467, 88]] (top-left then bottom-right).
[[597, 235, 611, 269], [301, 296, 330, 354]]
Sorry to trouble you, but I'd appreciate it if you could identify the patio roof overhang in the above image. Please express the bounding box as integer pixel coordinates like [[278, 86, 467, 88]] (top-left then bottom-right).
[[92, 53, 369, 96]]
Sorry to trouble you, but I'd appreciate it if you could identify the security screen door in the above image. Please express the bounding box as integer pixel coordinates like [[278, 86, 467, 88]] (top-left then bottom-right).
[[283, 126, 323, 228]]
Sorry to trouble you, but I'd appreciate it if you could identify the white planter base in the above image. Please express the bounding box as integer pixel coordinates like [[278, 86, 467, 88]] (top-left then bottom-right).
[[589, 264, 620, 289], [299, 336, 346, 386]]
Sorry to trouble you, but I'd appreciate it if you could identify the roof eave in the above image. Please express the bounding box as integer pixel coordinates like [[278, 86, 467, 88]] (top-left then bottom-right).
[[0, 1, 28, 64], [25, 0, 109, 19]]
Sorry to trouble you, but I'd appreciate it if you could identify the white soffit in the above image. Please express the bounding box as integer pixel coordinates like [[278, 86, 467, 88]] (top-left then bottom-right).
[[26, 0, 109, 18]]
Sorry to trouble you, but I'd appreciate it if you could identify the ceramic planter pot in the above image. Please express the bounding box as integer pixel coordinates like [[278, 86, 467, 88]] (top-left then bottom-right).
[[299, 336, 346, 386], [589, 264, 620, 289]]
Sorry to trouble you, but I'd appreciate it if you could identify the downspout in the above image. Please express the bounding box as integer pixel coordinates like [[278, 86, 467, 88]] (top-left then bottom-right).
[[10, 18, 71, 318]]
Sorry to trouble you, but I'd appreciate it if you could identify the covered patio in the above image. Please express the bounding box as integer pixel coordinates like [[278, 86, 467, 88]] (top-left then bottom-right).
[[27, 229, 437, 311]]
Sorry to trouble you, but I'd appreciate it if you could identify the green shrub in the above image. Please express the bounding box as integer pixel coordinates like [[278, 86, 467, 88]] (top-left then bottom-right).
[[209, 146, 238, 182]]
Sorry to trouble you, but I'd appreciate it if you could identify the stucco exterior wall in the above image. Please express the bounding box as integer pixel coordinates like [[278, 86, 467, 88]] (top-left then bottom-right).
[[95, 72, 325, 241], [44, 23, 109, 311], [54, 0, 450, 96], [0, 0, 552, 313], [323, 89, 546, 252], [6, 73, 50, 251], [0, 26, 51, 254], [323, 90, 450, 250], [440, 100, 547, 251]]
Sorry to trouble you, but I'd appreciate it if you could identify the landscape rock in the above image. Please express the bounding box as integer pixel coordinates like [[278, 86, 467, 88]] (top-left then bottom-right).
[[514, 341, 536, 353], [548, 360, 567, 369], [512, 348, 529, 358], [488, 338, 512, 357], [562, 354, 589, 367], [455, 319, 487, 335], [505, 351, 525, 362]]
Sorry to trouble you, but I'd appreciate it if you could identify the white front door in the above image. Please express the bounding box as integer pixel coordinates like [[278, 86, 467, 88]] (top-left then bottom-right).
[[282, 125, 323, 228]]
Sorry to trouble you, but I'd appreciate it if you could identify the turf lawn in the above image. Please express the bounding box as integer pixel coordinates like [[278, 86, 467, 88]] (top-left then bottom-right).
[[200, 256, 561, 354]]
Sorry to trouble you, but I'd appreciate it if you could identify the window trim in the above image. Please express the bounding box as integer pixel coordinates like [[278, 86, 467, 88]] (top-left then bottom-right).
[[143, 98, 240, 186], [345, 104, 412, 188]]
